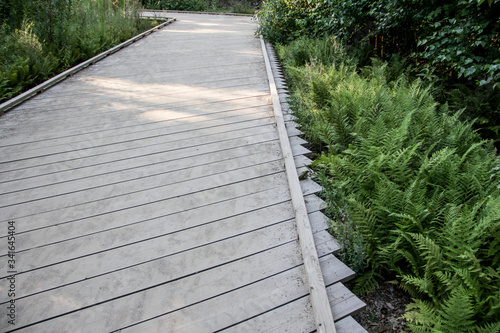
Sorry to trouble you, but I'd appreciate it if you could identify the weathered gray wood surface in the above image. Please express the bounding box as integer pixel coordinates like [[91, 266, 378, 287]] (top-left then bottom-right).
[[260, 36, 336, 333], [0, 12, 367, 333], [263, 38, 368, 332]]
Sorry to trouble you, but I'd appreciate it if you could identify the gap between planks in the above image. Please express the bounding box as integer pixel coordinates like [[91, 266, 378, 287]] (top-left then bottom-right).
[[260, 37, 337, 333], [0, 18, 177, 115]]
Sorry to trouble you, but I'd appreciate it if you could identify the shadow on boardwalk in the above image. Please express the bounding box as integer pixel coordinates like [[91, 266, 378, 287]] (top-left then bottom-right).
[[0, 12, 365, 332]]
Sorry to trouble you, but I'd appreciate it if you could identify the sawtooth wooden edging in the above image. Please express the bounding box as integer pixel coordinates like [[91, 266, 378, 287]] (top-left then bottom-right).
[[263, 39, 369, 333], [0, 12, 367, 331], [260, 37, 337, 333], [0, 18, 176, 116]]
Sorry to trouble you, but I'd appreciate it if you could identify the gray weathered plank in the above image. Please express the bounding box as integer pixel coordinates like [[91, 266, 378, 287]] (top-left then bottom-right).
[[3, 222, 299, 329], [327, 283, 367, 321], [261, 37, 336, 332], [336, 316, 369, 333], [0, 118, 274, 171], [124, 267, 314, 333], [216, 296, 315, 333], [294, 154, 312, 168], [0, 149, 282, 213], [291, 142, 311, 156], [315, 230, 341, 256], [300, 178, 323, 196], [0, 12, 366, 332], [309, 210, 330, 234], [320, 255, 356, 286], [0, 104, 272, 154], [0, 134, 280, 194], [305, 194, 327, 214]]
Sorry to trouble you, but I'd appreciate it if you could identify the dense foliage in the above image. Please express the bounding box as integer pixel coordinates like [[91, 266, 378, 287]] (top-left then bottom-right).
[[139, 0, 256, 13], [257, 0, 500, 146], [0, 0, 156, 103], [277, 36, 500, 332]]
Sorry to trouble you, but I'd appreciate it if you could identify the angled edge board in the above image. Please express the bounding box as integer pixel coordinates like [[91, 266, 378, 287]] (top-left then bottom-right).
[[0, 18, 176, 115], [260, 37, 337, 333]]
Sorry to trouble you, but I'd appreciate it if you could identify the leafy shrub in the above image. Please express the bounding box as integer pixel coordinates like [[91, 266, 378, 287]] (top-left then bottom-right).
[[0, 21, 58, 101], [228, 0, 254, 14], [0, 0, 156, 103], [259, 0, 500, 146], [275, 35, 348, 68], [446, 83, 500, 147], [278, 36, 500, 332], [139, 0, 256, 13], [261, 0, 500, 89], [256, 0, 322, 43], [141, 0, 210, 11]]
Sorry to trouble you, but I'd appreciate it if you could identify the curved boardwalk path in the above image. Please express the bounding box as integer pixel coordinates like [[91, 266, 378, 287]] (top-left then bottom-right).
[[0, 13, 365, 332]]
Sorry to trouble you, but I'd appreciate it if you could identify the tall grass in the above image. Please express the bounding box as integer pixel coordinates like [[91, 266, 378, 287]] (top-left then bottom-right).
[[0, 0, 156, 103], [277, 36, 500, 332]]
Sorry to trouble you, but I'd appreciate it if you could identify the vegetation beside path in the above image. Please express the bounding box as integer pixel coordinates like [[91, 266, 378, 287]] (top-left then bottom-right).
[[139, 0, 258, 14], [0, 0, 159, 104], [257, 1, 500, 332]]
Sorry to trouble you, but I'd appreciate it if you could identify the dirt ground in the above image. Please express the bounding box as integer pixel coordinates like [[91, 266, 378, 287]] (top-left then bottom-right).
[[347, 280, 412, 333]]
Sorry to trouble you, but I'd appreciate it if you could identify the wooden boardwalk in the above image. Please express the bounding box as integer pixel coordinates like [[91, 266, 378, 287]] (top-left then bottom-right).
[[0, 13, 365, 332]]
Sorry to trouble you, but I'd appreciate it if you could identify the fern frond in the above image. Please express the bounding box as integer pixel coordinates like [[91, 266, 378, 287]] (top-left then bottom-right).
[[438, 287, 476, 333], [403, 299, 440, 331], [353, 270, 380, 295], [475, 322, 500, 333], [409, 233, 443, 271], [400, 273, 434, 299]]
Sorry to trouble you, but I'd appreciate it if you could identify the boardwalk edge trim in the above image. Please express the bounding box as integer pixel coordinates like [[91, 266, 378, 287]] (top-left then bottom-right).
[[0, 17, 177, 116], [259, 37, 337, 333]]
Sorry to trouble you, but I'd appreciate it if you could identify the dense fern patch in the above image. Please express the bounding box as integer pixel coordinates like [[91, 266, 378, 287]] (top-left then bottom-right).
[[277, 36, 500, 332]]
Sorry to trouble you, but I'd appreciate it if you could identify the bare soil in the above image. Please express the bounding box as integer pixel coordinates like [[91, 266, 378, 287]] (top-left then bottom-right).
[[346, 280, 412, 333]]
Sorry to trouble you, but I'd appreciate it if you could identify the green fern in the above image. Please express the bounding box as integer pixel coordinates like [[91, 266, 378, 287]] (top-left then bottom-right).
[[279, 36, 500, 332]]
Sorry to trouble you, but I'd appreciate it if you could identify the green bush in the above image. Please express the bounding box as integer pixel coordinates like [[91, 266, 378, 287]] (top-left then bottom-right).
[[0, 0, 156, 103], [139, 0, 256, 13], [258, 0, 500, 146], [142, 0, 210, 11], [0, 21, 58, 101], [277, 36, 500, 332], [260, 0, 500, 87], [256, 0, 333, 44]]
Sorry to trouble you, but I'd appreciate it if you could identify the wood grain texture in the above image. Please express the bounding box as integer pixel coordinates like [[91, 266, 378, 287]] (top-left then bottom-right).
[[0, 12, 365, 332], [260, 36, 337, 333], [336, 316, 369, 333], [0, 18, 176, 115]]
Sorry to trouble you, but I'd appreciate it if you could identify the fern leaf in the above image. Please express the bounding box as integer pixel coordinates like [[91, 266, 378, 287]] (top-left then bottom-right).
[[438, 287, 476, 333]]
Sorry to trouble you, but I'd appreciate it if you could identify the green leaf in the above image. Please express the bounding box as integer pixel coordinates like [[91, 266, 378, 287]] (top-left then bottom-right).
[[464, 67, 477, 77]]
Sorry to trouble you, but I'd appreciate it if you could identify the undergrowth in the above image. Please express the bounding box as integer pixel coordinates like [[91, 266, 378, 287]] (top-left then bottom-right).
[[0, 0, 157, 103], [257, 0, 500, 148], [277, 36, 500, 332], [139, 0, 257, 14]]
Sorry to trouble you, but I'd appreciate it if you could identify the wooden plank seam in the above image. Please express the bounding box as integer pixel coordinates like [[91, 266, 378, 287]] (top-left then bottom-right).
[[263, 39, 368, 333], [260, 37, 337, 333], [0, 18, 176, 115]]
